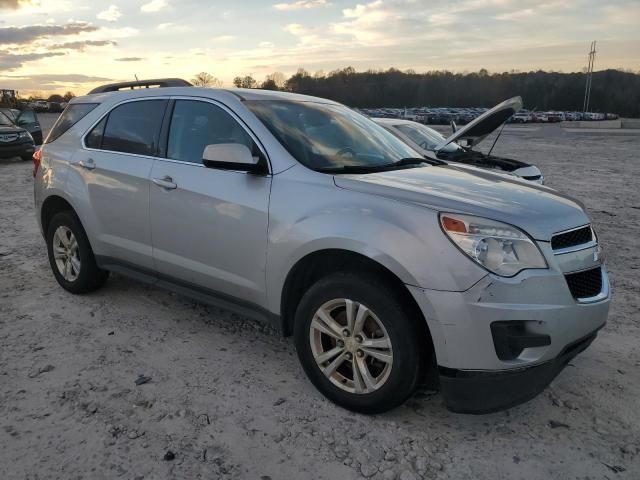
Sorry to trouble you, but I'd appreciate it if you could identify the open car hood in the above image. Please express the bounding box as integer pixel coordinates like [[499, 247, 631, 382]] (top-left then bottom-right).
[[435, 96, 522, 151]]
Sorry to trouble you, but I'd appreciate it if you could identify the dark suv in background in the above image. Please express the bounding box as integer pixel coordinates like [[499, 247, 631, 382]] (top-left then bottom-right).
[[0, 108, 43, 145], [0, 110, 36, 161]]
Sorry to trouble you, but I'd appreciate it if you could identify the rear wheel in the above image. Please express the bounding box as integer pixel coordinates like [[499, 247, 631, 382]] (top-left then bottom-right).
[[46, 211, 109, 293], [294, 273, 425, 414]]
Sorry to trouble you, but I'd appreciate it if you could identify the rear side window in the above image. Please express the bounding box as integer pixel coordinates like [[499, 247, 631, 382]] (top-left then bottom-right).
[[85, 117, 106, 149], [101, 100, 167, 156], [45, 103, 98, 144]]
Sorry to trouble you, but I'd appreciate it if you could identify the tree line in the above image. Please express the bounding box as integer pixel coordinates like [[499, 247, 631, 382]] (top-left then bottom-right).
[[192, 68, 640, 117]]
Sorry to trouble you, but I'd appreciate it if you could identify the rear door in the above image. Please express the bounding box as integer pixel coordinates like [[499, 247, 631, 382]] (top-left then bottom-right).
[[73, 98, 168, 270], [149, 98, 271, 305]]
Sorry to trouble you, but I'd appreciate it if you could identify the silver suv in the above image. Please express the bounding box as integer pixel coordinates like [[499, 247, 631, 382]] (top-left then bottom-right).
[[34, 79, 610, 414]]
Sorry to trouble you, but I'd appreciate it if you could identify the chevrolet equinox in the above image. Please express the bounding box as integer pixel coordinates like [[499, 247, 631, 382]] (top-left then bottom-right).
[[33, 79, 610, 414]]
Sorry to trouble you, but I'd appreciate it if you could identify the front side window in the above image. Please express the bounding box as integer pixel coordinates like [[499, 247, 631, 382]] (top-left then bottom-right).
[[167, 100, 254, 164], [101, 100, 167, 156], [45, 103, 98, 144], [246, 100, 421, 171], [17, 110, 37, 125], [0, 111, 12, 127]]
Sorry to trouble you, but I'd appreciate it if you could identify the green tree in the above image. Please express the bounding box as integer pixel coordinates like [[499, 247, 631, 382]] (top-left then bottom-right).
[[233, 75, 257, 89]]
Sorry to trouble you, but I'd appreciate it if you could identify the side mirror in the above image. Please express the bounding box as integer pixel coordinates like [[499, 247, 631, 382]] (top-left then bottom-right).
[[202, 143, 262, 173], [450, 120, 457, 133]]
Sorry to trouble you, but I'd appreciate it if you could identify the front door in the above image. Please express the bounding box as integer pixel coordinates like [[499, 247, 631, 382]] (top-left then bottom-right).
[[149, 99, 271, 305]]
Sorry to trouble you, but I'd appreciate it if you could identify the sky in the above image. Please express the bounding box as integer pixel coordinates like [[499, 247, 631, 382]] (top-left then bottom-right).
[[1, 0, 639, 96]]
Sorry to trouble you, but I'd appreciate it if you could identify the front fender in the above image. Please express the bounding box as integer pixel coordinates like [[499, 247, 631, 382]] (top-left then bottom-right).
[[264, 167, 487, 314]]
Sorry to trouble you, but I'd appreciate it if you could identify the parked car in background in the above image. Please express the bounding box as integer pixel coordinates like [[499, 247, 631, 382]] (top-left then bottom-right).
[[546, 112, 564, 123], [34, 79, 609, 414], [0, 107, 43, 144], [532, 112, 548, 123], [511, 111, 532, 123], [0, 110, 35, 161], [374, 97, 544, 183]]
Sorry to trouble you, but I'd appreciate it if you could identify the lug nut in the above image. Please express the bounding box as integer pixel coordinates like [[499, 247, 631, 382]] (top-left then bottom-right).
[[345, 352, 353, 360], [337, 340, 345, 348], [356, 350, 364, 358], [342, 329, 350, 337], [355, 335, 363, 343]]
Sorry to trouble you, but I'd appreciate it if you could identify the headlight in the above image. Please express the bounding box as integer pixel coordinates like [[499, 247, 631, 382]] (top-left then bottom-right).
[[440, 213, 547, 277], [19, 131, 33, 141]]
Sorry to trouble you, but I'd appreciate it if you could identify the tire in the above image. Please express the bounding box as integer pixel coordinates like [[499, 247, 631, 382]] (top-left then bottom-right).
[[46, 211, 109, 294], [21, 155, 32, 161], [294, 272, 425, 414]]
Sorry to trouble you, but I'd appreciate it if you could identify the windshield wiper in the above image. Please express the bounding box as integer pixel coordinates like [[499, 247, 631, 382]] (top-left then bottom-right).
[[317, 157, 436, 174], [315, 164, 392, 174], [394, 157, 445, 166]]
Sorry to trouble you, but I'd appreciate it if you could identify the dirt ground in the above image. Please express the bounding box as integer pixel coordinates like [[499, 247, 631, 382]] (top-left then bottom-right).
[[1, 116, 639, 480]]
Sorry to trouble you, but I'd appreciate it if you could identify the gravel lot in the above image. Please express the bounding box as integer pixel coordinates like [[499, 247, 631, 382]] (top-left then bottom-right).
[[1, 114, 639, 479]]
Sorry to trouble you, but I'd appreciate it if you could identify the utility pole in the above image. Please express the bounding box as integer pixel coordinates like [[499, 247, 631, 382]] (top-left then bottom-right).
[[583, 41, 596, 113]]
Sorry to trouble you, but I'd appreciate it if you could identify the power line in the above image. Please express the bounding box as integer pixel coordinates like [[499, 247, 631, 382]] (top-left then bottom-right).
[[583, 41, 596, 113]]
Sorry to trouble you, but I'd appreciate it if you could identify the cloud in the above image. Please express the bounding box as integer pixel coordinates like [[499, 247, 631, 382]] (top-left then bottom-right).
[[49, 40, 117, 51], [0, 22, 98, 45], [0, 50, 65, 70], [0, 0, 31, 9], [141, 0, 168, 13], [97, 5, 122, 22], [273, 0, 328, 11], [0, 73, 114, 91], [114, 56, 143, 61], [212, 35, 235, 43], [8, 73, 113, 83], [157, 22, 173, 30], [495, 8, 534, 20]]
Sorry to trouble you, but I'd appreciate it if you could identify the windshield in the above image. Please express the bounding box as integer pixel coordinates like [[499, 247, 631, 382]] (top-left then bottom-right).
[[0, 111, 14, 127], [395, 123, 461, 153], [246, 100, 422, 171]]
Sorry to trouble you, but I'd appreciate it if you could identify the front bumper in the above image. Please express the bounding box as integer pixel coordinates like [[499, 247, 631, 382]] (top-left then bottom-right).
[[0, 142, 35, 159], [408, 263, 610, 413], [438, 328, 600, 413]]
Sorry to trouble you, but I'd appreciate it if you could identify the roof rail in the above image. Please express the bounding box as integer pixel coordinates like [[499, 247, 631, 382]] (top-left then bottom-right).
[[88, 78, 192, 94]]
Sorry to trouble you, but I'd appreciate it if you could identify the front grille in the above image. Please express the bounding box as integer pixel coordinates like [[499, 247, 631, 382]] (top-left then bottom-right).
[[0, 133, 19, 143], [551, 226, 593, 250], [564, 267, 602, 299]]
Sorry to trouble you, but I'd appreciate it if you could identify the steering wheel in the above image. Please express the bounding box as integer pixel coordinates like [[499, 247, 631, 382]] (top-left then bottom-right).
[[336, 147, 356, 158]]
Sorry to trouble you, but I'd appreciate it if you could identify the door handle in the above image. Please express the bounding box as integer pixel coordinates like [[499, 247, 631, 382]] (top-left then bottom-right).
[[152, 176, 177, 190], [73, 159, 96, 170]]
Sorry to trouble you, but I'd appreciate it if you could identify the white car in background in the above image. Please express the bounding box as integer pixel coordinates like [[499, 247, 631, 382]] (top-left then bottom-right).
[[374, 97, 544, 184], [511, 111, 532, 123]]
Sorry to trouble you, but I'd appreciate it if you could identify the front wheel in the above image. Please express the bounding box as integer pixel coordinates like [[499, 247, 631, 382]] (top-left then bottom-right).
[[294, 273, 425, 414]]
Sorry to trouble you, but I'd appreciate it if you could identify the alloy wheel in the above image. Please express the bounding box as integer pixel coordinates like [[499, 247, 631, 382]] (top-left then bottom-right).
[[52, 226, 81, 282], [309, 298, 393, 394]]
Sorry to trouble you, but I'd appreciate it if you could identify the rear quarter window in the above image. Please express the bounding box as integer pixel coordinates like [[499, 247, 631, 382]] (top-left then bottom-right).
[[44, 103, 98, 144]]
